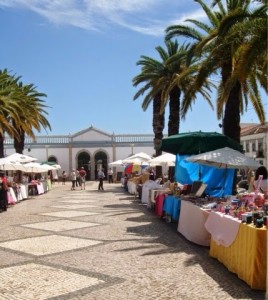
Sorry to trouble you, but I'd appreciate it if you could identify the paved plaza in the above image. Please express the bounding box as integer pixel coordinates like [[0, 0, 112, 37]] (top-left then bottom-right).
[[0, 182, 266, 300]]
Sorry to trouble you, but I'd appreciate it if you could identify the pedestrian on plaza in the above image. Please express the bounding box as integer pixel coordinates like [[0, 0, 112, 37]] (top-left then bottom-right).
[[0, 173, 8, 212], [76, 169, 81, 187], [98, 168, 105, 191], [79, 167, 87, 190], [70, 169, 76, 190], [108, 168, 113, 183], [62, 171, 67, 185]]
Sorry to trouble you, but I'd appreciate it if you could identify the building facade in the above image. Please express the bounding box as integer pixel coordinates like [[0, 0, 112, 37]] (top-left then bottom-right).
[[240, 122, 268, 169], [4, 126, 156, 180], [4, 123, 267, 180]]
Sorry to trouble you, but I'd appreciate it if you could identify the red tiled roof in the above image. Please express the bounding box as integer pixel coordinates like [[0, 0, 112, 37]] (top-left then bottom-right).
[[240, 123, 268, 136]]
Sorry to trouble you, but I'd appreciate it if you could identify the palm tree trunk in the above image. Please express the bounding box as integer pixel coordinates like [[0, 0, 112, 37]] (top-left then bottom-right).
[[168, 86, 181, 136], [223, 81, 241, 144], [0, 134, 4, 158], [153, 93, 165, 179], [14, 131, 25, 154], [221, 61, 241, 144], [153, 93, 165, 156]]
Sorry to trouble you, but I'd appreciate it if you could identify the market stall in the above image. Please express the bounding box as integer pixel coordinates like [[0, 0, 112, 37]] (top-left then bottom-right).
[[177, 200, 211, 246], [206, 211, 267, 290]]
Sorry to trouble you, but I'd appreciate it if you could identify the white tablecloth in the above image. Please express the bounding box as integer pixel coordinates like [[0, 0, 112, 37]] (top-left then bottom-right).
[[141, 180, 161, 204], [20, 184, 28, 199], [36, 183, 45, 194], [205, 211, 241, 247], [178, 200, 211, 246], [127, 181, 137, 195]]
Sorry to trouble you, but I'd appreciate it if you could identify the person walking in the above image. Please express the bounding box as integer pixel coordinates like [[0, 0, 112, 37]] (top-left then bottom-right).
[[76, 169, 81, 187], [62, 171, 67, 185], [0, 173, 8, 212], [98, 168, 105, 191], [70, 169, 76, 190], [79, 167, 87, 190], [108, 168, 113, 183]]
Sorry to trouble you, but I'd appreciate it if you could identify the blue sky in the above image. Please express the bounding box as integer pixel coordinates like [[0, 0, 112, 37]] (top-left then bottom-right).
[[0, 0, 265, 136]]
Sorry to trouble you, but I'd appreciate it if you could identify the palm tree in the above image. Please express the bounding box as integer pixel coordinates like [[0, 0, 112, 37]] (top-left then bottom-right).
[[0, 69, 51, 157], [0, 70, 24, 157], [12, 82, 51, 154], [133, 56, 165, 157], [166, 0, 267, 143]]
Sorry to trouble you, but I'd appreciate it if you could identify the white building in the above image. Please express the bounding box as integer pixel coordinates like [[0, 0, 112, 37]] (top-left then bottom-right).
[[4, 123, 267, 180], [240, 122, 268, 169], [4, 126, 156, 180]]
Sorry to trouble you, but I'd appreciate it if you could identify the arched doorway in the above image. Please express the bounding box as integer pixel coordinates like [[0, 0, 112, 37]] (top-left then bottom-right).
[[48, 156, 57, 163], [77, 152, 91, 180], [94, 151, 108, 179]]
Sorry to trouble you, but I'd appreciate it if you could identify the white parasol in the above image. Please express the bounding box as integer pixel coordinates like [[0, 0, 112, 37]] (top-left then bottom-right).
[[186, 147, 260, 170], [0, 157, 27, 172], [23, 162, 52, 173], [109, 159, 124, 167], [6, 153, 38, 163], [122, 152, 151, 164], [147, 153, 176, 167]]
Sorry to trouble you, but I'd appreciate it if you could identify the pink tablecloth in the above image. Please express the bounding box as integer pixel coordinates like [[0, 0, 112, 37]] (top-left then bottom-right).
[[178, 200, 211, 246], [155, 193, 167, 217]]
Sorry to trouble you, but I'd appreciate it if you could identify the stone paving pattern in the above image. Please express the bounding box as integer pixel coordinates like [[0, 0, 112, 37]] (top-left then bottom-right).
[[0, 181, 266, 299]]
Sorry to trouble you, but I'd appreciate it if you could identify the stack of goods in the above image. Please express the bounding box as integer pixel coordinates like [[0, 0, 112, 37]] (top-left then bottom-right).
[[215, 193, 267, 228]]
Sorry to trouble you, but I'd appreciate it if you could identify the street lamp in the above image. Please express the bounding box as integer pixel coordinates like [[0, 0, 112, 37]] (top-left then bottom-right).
[[130, 143, 134, 155], [45, 145, 49, 161]]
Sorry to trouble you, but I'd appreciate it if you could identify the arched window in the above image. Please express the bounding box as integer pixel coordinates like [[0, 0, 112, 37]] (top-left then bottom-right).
[[48, 156, 57, 163]]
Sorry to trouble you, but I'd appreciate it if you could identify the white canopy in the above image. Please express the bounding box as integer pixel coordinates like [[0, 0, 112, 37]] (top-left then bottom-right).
[[23, 162, 55, 173], [122, 152, 151, 164], [109, 159, 124, 167], [6, 153, 37, 163], [0, 157, 27, 172], [186, 147, 261, 170], [147, 153, 176, 167]]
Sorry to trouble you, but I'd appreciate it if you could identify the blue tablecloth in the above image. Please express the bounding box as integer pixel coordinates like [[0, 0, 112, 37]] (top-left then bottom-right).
[[163, 195, 181, 221]]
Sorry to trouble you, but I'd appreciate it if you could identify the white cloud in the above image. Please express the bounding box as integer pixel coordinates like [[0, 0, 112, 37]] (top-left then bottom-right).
[[0, 0, 201, 36]]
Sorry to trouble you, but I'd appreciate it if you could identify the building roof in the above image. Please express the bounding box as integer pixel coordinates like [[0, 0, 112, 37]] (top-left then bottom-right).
[[240, 122, 268, 136]]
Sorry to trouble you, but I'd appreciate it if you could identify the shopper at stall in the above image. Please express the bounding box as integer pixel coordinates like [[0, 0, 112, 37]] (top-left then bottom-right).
[[98, 168, 105, 191], [254, 166, 268, 195], [0, 173, 8, 212]]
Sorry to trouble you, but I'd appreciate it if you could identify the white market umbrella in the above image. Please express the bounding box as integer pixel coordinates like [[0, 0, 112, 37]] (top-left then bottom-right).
[[6, 153, 38, 163], [0, 158, 27, 172], [186, 147, 260, 170], [122, 152, 151, 164], [52, 164, 61, 170], [41, 162, 61, 170], [147, 153, 176, 167], [109, 159, 124, 167], [23, 162, 50, 173]]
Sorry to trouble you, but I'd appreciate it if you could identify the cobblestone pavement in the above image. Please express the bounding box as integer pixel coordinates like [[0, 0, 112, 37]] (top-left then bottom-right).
[[0, 182, 266, 300]]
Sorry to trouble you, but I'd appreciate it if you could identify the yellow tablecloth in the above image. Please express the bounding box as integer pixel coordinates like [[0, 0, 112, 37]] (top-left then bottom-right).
[[210, 223, 267, 290]]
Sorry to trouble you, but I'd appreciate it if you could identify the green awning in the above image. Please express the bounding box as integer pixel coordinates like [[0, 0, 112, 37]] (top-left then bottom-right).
[[160, 131, 242, 155]]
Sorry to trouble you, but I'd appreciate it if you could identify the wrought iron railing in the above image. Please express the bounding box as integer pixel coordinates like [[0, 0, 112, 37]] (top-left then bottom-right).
[[4, 133, 156, 145]]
